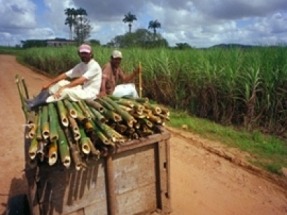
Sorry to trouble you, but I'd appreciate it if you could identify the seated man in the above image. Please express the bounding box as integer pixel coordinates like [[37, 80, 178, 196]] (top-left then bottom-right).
[[99, 50, 140, 98], [26, 43, 102, 110]]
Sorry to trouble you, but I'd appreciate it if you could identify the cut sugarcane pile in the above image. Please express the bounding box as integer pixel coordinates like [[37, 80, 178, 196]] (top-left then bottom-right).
[[25, 96, 170, 170]]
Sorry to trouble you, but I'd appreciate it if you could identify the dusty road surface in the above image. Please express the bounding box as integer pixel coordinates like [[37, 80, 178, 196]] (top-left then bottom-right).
[[0, 55, 287, 215]]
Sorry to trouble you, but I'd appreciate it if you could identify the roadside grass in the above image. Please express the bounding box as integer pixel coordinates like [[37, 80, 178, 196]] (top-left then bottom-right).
[[168, 110, 287, 175], [0, 46, 22, 55]]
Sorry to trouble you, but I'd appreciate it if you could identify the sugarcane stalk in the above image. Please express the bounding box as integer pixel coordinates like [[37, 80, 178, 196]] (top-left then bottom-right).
[[83, 119, 95, 132], [48, 140, 58, 166], [101, 123, 126, 143], [122, 96, 149, 104], [78, 100, 93, 118], [102, 97, 136, 127], [93, 120, 116, 142], [63, 99, 78, 118], [36, 107, 42, 140], [26, 112, 36, 129], [138, 62, 143, 97], [64, 128, 83, 170], [114, 98, 134, 108], [56, 100, 69, 127], [90, 108, 106, 123], [147, 113, 162, 124], [85, 100, 104, 113], [48, 103, 59, 141], [72, 101, 86, 121], [92, 121, 114, 146], [103, 109, 122, 122], [155, 113, 170, 121], [15, 74, 28, 117], [21, 77, 29, 99], [41, 105, 50, 140], [144, 103, 162, 115], [68, 116, 81, 141], [28, 137, 39, 160], [98, 97, 116, 111], [132, 112, 146, 119], [159, 105, 170, 116], [27, 114, 39, 139], [79, 126, 91, 154], [57, 125, 71, 168], [142, 124, 154, 135], [37, 140, 46, 162], [118, 105, 133, 112], [115, 123, 128, 133], [142, 118, 154, 128], [88, 141, 101, 158]]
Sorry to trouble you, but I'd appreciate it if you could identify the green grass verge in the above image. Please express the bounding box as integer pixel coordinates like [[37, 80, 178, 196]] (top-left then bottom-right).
[[167, 110, 287, 175]]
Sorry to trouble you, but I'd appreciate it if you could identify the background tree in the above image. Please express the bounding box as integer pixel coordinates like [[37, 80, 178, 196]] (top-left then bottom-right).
[[21, 40, 47, 48], [64, 8, 77, 40], [89, 39, 101, 46], [108, 28, 168, 48], [122, 12, 137, 33], [148, 20, 161, 38], [74, 17, 92, 44], [76, 8, 88, 29], [175, 42, 193, 50]]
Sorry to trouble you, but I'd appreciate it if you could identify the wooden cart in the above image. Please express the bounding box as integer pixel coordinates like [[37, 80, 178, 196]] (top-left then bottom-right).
[[25, 128, 171, 215]]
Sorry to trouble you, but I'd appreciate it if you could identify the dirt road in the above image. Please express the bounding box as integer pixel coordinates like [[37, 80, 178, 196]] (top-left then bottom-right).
[[0, 55, 286, 215]]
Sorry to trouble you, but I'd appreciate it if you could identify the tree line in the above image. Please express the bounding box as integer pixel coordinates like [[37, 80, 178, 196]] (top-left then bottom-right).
[[64, 8, 165, 47]]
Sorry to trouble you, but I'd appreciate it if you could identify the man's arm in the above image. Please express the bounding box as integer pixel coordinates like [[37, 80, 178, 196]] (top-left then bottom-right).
[[120, 66, 140, 83], [42, 73, 68, 90], [53, 76, 87, 99]]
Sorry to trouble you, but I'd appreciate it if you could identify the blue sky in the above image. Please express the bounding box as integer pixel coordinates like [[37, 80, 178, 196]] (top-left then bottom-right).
[[0, 0, 287, 47]]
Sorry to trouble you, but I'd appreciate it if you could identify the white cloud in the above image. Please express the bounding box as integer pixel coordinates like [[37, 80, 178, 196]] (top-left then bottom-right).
[[0, 0, 36, 30], [0, 0, 287, 47]]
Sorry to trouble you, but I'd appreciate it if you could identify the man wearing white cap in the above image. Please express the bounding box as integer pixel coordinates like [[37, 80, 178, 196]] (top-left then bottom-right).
[[25, 43, 102, 110], [99, 50, 140, 98]]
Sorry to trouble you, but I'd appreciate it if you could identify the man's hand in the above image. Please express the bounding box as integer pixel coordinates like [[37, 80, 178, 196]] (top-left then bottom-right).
[[133, 66, 141, 75], [97, 91, 107, 98], [54, 87, 65, 99], [42, 82, 52, 90]]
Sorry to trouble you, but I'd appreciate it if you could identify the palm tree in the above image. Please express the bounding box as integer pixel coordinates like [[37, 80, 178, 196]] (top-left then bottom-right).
[[122, 12, 137, 33], [64, 8, 77, 40], [148, 20, 161, 37], [74, 8, 88, 44]]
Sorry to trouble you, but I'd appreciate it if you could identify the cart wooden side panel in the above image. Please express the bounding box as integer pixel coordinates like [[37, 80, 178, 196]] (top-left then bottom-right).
[[25, 129, 171, 215]]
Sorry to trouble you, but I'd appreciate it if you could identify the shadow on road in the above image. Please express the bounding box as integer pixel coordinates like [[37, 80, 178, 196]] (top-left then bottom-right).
[[3, 176, 30, 215]]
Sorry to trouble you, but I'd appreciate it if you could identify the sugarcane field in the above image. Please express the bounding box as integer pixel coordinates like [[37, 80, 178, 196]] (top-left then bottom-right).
[[1, 52, 287, 215]]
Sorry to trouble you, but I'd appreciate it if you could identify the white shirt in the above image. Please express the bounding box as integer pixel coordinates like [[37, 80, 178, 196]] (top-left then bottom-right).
[[65, 59, 102, 98]]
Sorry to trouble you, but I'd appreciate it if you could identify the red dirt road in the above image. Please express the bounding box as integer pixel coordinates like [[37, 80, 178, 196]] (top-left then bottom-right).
[[0, 55, 286, 215]]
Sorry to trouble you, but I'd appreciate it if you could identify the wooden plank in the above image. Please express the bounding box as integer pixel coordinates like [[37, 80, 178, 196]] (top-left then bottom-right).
[[115, 128, 170, 153], [105, 155, 117, 215], [157, 139, 171, 214], [114, 144, 158, 214]]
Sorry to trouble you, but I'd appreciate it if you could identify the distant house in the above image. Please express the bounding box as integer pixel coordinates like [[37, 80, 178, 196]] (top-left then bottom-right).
[[46, 38, 75, 47]]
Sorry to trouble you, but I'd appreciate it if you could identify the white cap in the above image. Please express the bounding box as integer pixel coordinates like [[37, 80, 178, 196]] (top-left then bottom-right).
[[112, 50, 123, 59], [78, 44, 92, 53]]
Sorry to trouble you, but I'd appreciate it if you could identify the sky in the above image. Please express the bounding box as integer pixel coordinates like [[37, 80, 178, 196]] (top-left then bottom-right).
[[0, 0, 287, 48]]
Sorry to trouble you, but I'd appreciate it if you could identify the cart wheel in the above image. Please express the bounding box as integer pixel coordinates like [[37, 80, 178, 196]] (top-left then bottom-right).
[[6, 194, 30, 215]]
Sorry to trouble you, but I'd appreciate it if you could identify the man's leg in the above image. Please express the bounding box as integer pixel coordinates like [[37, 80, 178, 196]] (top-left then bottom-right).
[[25, 90, 50, 110], [113, 83, 139, 98]]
